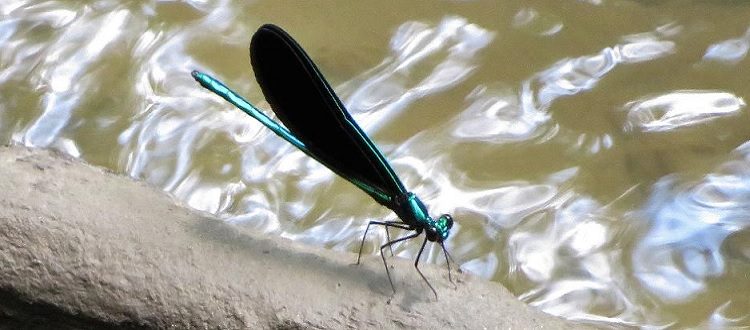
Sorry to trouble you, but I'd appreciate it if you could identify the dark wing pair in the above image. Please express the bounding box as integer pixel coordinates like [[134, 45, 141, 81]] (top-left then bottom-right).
[[250, 24, 406, 206]]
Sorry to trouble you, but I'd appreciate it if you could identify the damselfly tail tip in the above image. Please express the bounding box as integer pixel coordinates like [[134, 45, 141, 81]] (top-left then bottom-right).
[[191, 70, 212, 89]]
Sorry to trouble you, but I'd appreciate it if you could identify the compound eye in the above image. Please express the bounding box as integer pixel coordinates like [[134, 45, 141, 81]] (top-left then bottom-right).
[[440, 214, 454, 229]]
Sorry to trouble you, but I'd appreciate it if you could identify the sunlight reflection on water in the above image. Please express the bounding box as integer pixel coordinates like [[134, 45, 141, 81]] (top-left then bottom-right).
[[624, 90, 745, 132], [634, 142, 750, 303]]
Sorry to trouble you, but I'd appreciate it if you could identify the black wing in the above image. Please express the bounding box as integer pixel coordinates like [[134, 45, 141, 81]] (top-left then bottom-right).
[[250, 24, 406, 206]]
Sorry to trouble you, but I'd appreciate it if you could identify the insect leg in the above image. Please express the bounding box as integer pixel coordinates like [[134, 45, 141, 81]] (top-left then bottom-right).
[[384, 225, 393, 257], [414, 236, 438, 300], [379, 231, 421, 296], [441, 242, 457, 288], [356, 221, 410, 265]]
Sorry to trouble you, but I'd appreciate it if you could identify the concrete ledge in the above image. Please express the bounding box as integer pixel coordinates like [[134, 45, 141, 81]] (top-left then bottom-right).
[[0, 145, 587, 329]]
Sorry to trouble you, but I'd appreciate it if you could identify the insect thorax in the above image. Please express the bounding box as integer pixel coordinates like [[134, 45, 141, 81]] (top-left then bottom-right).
[[392, 193, 443, 238]]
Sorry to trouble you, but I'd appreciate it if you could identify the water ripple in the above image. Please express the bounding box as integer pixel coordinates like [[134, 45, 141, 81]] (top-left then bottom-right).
[[623, 90, 745, 132], [453, 25, 675, 142], [452, 84, 551, 142], [633, 141, 750, 304], [512, 7, 564, 37], [12, 7, 136, 148], [509, 192, 652, 326], [340, 16, 494, 132], [703, 27, 750, 64]]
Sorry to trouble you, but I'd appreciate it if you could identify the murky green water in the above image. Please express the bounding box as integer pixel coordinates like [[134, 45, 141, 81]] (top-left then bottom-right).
[[3, 1, 750, 327]]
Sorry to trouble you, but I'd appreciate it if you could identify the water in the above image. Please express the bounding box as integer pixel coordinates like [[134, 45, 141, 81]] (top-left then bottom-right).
[[2, 1, 750, 328]]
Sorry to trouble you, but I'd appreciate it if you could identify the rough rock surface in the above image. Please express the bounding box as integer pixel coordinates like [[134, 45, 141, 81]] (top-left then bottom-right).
[[0, 145, 591, 329]]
